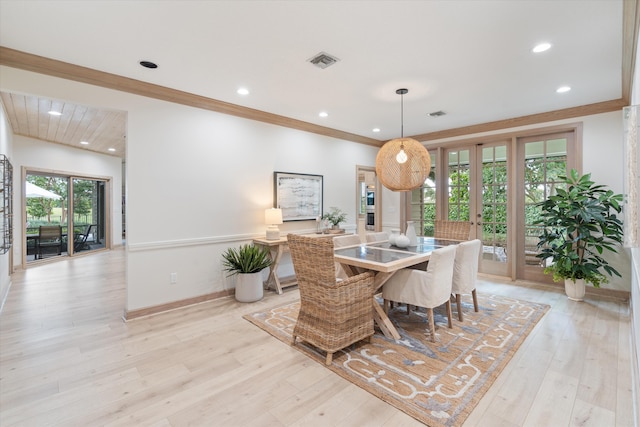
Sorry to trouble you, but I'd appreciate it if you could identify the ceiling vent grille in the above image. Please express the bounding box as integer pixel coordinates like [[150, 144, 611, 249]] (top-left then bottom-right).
[[308, 52, 340, 69]]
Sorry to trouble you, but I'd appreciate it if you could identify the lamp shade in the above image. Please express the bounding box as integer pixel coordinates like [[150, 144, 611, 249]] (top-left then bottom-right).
[[376, 137, 431, 191], [265, 208, 283, 225]]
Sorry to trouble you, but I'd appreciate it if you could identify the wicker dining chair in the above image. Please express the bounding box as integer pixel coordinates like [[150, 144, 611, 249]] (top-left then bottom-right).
[[287, 234, 375, 365], [434, 220, 472, 241], [333, 234, 363, 280]]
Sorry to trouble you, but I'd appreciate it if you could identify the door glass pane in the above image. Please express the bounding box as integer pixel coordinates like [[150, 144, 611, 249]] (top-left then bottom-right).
[[72, 178, 107, 254], [480, 146, 508, 263], [523, 138, 567, 266], [410, 151, 437, 236], [447, 150, 470, 221], [26, 174, 68, 262]]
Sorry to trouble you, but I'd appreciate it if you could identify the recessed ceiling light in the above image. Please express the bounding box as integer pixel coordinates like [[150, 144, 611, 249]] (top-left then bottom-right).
[[372, 128, 380, 133], [556, 86, 571, 93], [532, 43, 552, 53], [237, 88, 250, 95], [319, 111, 328, 118], [139, 60, 158, 69], [80, 141, 89, 145], [108, 148, 116, 152], [48, 111, 62, 116]]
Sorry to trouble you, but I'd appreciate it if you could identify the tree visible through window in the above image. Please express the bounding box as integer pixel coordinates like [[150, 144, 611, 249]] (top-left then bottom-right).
[[410, 152, 437, 236]]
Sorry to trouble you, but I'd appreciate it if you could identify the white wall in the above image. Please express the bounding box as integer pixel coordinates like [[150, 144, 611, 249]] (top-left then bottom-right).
[[125, 100, 378, 310], [0, 65, 379, 312], [0, 100, 13, 310], [12, 135, 123, 263], [629, 34, 640, 427]]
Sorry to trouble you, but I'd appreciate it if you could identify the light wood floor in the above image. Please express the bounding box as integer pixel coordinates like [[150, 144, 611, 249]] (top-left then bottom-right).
[[0, 248, 634, 426]]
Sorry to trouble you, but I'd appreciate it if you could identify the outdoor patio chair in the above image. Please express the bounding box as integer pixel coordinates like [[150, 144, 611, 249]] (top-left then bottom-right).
[[74, 224, 94, 252], [36, 225, 62, 259], [287, 233, 375, 365]]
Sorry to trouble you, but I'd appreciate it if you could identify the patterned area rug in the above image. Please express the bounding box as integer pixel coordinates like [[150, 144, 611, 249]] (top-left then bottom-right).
[[244, 294, 549, 427]]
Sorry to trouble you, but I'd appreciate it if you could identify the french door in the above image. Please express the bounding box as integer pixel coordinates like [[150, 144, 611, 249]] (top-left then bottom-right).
[[476, 143, 510, 276], [516, 132, 574, 282], [433, 130, 575, 280], [443, 143, 509, 276]]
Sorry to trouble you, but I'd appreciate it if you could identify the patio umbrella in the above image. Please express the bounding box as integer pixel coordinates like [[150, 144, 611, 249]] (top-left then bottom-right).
[[26, 182, 62, 199]]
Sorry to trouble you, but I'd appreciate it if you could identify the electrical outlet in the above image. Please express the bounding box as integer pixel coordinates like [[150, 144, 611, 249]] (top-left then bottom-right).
[[170, 272, 177, 284]]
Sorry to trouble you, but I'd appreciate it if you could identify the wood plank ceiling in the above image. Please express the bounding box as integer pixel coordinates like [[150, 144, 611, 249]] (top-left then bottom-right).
[[0, 91, 126, 158]]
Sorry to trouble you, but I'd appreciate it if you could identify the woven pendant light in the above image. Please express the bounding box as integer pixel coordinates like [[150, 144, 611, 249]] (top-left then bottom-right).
[[376, 89, 431, 192]]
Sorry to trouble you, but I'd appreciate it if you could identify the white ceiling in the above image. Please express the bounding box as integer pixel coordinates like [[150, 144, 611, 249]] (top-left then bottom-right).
[[0, 0, 626, 154]]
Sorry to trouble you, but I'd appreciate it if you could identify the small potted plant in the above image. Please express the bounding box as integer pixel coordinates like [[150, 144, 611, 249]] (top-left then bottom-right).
[[222, 243, 272, 302], [535, 169, 624, 301], [322, 207, 347, 229]]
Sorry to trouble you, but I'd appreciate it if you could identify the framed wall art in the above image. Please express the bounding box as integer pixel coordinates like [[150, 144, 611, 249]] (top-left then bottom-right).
[[274, 172, 323, 221]]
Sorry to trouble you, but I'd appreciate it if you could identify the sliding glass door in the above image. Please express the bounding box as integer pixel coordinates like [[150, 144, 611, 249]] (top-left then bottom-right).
[[25, 174, 68, 261], [25, 171, 109, 265], [71, 178, 107, 255]]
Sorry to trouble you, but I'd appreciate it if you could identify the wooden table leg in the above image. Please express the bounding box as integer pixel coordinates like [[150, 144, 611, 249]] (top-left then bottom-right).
[[372, 300, 401, 340], [268, 245, 285, 294], [373, 271, 402, 339], [339, 266, 402, 340]]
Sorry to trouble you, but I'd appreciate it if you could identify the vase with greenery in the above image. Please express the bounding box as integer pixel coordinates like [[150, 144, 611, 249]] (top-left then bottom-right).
[[322, 207, 347, 228], [535, 169, 624, 299], [222, 243, 272, 302]]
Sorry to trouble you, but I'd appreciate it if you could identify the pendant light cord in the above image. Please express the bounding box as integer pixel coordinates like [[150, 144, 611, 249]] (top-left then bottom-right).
[[400, 92, 404, 138], [396, 88, 408, 139]]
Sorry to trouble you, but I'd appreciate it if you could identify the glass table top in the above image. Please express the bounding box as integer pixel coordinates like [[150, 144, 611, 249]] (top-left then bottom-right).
[[334, 237, 456, 264], [334, 245, 417, 264]]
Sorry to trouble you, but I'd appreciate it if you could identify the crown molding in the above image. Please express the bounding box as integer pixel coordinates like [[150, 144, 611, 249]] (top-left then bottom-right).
[[0, 45, 631, 148], [0, 46, 382, 147]]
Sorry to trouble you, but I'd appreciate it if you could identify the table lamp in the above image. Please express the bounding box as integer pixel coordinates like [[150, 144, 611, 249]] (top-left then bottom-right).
[[265, 208, 283, 240]]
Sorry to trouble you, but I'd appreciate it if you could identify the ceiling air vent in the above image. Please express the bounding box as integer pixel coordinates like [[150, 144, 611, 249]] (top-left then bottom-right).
[[428, 110, 446, 117], [308, 52, 340, 69]]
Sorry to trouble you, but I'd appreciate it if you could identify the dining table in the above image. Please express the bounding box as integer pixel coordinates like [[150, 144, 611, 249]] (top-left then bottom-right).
[[334, 236, 461, 340]]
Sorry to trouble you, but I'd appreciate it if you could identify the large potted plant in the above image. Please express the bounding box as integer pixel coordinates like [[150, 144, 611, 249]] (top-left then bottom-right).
[[222, 243, 272, 302], [535, 169, 624, 301]]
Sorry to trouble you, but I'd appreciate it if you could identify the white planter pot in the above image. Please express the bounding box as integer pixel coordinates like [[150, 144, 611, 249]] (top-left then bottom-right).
[[564, 278, 586, 301], [235, 272, 264, 303]]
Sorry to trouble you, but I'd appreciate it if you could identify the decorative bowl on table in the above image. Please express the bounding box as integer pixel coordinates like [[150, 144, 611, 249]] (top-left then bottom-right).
[[395, 233, 410, 248]]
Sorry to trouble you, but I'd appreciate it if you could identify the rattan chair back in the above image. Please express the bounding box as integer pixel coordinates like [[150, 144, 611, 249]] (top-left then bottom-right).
[[333, 234, 363, 280], [434, 220, 472, 241], [287, 233, 375, 365]]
